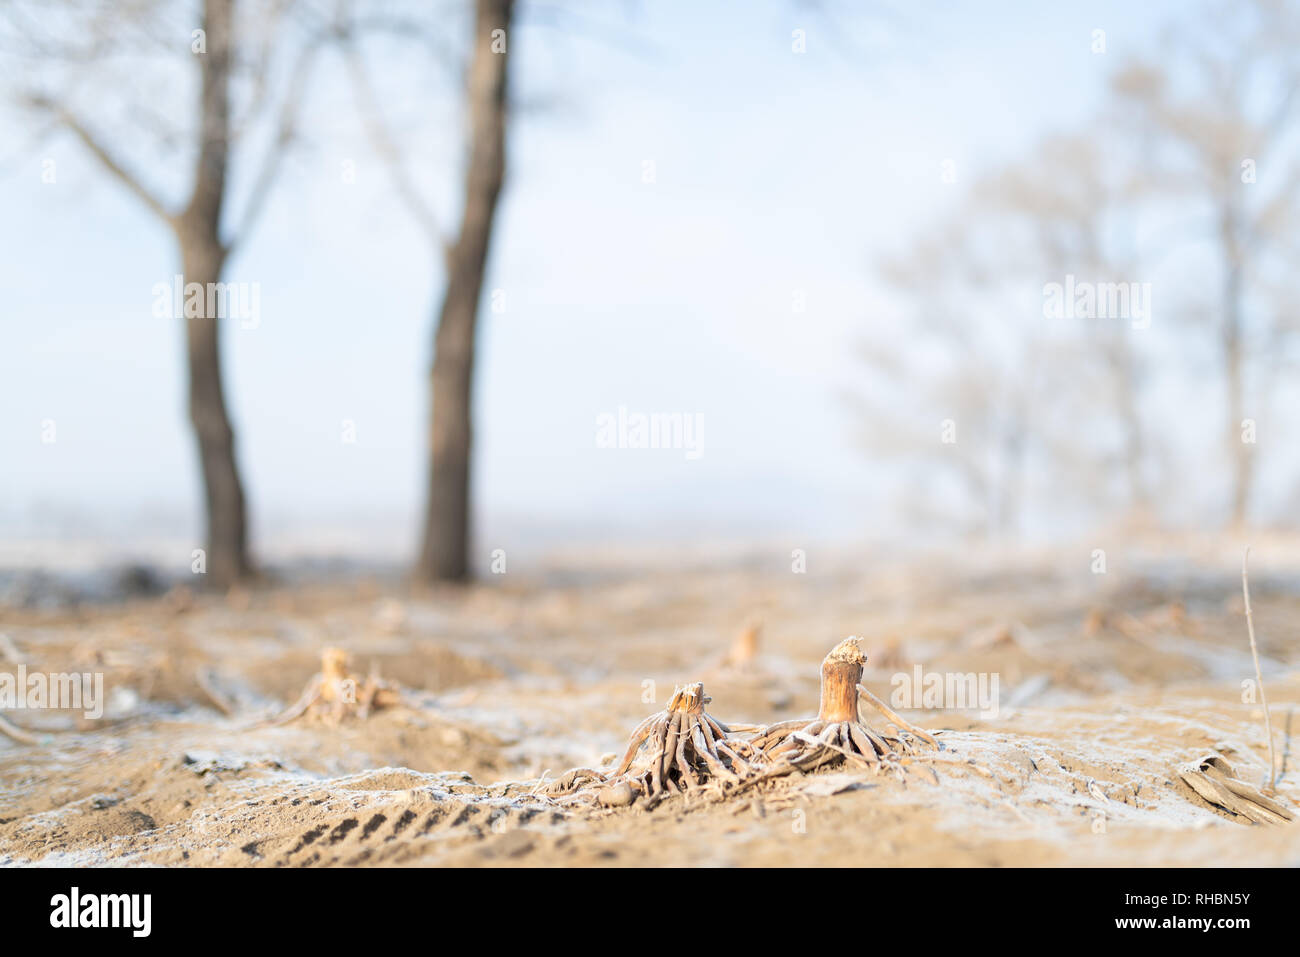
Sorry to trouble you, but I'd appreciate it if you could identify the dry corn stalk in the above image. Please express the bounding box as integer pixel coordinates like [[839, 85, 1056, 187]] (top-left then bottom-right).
[[748, 638, 938, 782]]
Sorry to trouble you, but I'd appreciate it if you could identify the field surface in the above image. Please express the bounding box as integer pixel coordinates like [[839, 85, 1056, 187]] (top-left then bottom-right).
[[2, 542, 1298, 866]]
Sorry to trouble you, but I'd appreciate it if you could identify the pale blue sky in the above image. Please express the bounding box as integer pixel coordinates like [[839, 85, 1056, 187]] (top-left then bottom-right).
[[0, 1, 1189, 560]]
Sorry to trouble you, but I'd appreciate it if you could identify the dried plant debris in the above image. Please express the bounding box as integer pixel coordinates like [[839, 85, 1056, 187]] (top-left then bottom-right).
[[748, 638, 939, 784], [254, 648, 401, 728], [195, 667, 240, 717], [548, 682, 762, 806], [0, 711, 41, 745], [1177, 754, 1294, 826]]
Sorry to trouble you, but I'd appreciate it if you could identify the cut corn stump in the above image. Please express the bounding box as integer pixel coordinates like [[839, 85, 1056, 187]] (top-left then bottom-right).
[[252, 648, 400, 728], [748, 638, 939, 783]]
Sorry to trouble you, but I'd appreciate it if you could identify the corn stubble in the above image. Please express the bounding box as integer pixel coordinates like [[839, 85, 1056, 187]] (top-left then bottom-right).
[[551, 638, 942, 808], [745, 638, 939, 785], [255, 648, 401, 727]]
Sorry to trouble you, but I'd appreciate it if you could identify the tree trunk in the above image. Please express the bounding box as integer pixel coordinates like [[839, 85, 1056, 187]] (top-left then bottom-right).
[[1111, 336, 1150, 520], [182, 0, 250, 588], [417, 0, 513, 583], [178, 232, 249, 588]]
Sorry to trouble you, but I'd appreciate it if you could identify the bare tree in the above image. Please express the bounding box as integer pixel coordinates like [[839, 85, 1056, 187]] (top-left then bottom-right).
[[340, 0, 513, 583], [857, 220, 1046, 540], [976, 133, 1153, 521], [2, 0, 328, 585], [1110, 0, 1300, 527], [421, 0, 512, 583], [857, 130, 1156, 538]]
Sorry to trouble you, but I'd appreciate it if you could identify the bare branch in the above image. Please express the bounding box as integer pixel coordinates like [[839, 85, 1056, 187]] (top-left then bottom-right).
[[340, 30, 449, 256], [229, 0, 298, 142], [225, 28, 328, 254], [342, 11, 466, 83], [30, 93, 174, 223]]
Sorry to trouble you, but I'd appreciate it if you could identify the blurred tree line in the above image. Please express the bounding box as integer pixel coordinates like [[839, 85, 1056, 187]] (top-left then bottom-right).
[[857, 0, 1300, 539]]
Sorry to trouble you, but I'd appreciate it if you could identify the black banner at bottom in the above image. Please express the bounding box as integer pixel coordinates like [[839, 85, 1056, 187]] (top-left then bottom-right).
[[0, 866, 1282, 942]]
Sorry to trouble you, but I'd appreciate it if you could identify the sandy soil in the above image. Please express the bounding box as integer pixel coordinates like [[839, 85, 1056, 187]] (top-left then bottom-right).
[[2, 541, 1298, 866]]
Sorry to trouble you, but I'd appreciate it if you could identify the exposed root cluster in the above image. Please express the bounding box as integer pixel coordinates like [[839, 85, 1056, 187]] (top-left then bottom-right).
[[545, 682, 763, 804], [752, 718, 908, 776], [610, 682, 761, 801], [551, 639, 942, 807], [749, 638, 938, 782]]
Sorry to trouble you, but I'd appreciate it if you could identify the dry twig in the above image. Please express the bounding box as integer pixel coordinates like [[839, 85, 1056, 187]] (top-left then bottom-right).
[[1242, 547, 1278, 791]]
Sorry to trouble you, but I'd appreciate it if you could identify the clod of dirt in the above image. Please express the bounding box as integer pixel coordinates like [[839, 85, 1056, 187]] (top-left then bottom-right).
[[596, 781, 636, 807]]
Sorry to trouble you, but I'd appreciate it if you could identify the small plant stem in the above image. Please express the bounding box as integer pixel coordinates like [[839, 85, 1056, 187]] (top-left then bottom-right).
[[1242, 547, 1277, 792]]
